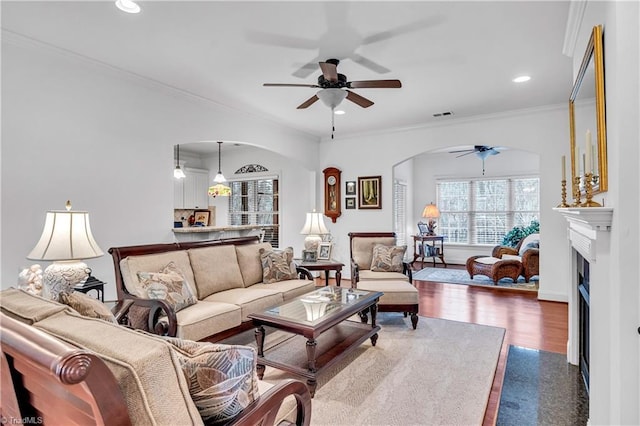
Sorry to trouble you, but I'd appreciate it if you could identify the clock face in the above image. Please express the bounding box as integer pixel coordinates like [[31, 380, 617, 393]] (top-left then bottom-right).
[[327, 176, 337, 185]]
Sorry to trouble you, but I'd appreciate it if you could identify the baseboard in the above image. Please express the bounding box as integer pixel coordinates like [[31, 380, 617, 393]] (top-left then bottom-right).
[[537, 291, 568, 303]]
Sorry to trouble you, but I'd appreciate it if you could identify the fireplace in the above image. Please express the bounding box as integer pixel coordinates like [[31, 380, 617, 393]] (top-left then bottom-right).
[[576, 252, 590, 391]]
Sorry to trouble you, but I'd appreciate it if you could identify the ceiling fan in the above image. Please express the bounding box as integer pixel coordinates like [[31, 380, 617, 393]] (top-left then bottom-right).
[[449, 145, 502, 175], [263, 58, 402, 110]]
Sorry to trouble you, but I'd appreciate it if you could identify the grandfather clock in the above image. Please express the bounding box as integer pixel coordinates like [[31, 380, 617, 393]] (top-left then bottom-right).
[[323, 167, 341, 223]]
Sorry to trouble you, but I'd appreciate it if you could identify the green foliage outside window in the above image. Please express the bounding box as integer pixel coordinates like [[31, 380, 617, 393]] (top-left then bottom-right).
[[501, 219, 540, 247]]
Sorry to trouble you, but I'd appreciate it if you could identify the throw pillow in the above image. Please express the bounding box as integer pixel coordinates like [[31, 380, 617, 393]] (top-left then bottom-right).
[[162, 336, 259, 425], [519, 240, 540, 256], [59, 291, 117, 324], [370, 244, 407, 273], [259, 247, 298, 284], [136, 262, 197, 312]]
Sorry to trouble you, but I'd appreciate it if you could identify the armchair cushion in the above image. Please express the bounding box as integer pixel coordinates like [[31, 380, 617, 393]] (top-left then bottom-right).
[[136, 262, 198, 313], [259, 247, 297, 284], [161, 336, 259, 425], [370, 244, 407, 273], [358, 270, 410, 282], [351, 236, 396, 270]]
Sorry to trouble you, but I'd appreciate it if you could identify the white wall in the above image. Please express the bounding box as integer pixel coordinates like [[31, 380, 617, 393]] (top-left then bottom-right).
[[1, 35, 319, 302], [318, 106, 570, 302]]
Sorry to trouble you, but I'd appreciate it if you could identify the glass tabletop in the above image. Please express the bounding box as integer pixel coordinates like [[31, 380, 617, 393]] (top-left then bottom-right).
[[259, 286, 376, 324]]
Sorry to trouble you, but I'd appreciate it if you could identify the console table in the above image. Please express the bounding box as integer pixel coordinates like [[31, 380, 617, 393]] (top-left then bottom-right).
[[411, 235, 447, 268], [295, 259, 344, 287]]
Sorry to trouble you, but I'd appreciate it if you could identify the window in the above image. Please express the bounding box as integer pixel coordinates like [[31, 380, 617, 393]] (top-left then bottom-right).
[[437, 177, 539, 245], [393, 180, 407, 247], [228, 173, 279, 247]]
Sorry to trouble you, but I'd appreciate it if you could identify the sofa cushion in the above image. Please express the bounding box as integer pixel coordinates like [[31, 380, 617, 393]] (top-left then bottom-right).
[[120, 250, 198, 299], [161, 337, 259, 425], [250, 279, 316, 301], [351, 236, 397, 270], [188, 246, 245, 298], [203, 288, 283, 322], [33, 310, 203, 426], [235, 242, 273, 287], [358, 270, 410, 282], [59, 291, 117, 323], [162, 301, 242, 342], [136, 262, 197, 312], [0, 288, 68, 324], [259, 247, 297, 284], [370, 244, 407, 273]]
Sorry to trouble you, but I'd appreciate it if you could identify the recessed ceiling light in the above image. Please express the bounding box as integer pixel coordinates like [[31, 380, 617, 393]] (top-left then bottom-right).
[[513, 75, 531, 83], [334, 110, 345, 115], [115, 0, 141, 14]]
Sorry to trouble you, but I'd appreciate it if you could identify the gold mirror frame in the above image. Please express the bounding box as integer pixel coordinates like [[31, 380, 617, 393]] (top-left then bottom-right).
[[569, 24, 607, 194]]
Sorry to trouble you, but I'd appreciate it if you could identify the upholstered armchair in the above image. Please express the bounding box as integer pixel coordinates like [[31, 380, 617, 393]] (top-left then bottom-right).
[[491, 233, 539, 282], [348, 232, 419, 329]]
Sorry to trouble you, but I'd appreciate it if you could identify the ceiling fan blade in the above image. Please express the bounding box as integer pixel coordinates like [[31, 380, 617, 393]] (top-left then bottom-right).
[[263, 83, 320, 88], [455, 151, 476, 158], [350, 53, 391, 74], [319, 61, 338, 82], [292, 55, 323, 78], [296, 95, 319, 109], [448, 149, 473, 154], [348, 79, 402, 89], [346, 90, 374, 108]]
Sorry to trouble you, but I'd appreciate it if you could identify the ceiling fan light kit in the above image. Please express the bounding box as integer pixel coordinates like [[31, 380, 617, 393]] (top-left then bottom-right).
[[264, 58, 401, 138]]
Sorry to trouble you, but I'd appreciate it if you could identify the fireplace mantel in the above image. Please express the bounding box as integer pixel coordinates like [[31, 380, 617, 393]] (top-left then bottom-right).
[[553, 207, 613, 232]]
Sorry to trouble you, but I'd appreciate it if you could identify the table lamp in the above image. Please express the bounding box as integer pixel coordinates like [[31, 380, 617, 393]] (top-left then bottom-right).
[[421, 202, 440, 236], [300, 210, 328, 252], [27, 201, 104, 301]]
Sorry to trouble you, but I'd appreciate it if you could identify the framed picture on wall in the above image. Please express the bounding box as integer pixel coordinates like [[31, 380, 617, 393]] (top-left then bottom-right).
[[345, 197, 356, 209], [345, 181, 357, 195], [358, 176, 382, 209]]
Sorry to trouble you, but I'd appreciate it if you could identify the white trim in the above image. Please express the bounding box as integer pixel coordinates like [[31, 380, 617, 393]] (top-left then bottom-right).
[[562, 0, 588, 57]]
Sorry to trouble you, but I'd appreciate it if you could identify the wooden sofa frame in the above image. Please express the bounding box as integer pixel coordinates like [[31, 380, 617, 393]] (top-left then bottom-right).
[[108, 236, 313, 340], [0, 312, 312, 426]]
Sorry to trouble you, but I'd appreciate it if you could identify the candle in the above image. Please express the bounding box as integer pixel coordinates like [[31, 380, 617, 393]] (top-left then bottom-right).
[[585, 129, 592, 173], [575, 147, 581, 174], [561, 155, 566, 180], [582, 153, 586, 175]]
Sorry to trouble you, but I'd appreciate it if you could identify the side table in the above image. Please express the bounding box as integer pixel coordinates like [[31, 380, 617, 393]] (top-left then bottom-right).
[[74, 275, 106, 302], [411, 235, 447, 268], [294, 259, 344, 286]]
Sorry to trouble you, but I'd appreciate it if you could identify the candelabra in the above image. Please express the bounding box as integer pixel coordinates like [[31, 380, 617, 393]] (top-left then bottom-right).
[[581, 172, 602, 207], [571, 176, 582, 207], [557, 179, 570, 207]]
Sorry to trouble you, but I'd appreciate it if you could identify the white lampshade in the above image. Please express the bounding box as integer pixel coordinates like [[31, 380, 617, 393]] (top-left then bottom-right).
[[27, 204, 104, 301], [300, 211, 329, 252], [28, 210, 103, 261]]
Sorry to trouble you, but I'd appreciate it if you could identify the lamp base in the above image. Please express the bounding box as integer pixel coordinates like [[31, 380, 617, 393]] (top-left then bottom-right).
[[426, 220, 437, 236], [43, 261, 90, 301], [303, 234, 322, 252]]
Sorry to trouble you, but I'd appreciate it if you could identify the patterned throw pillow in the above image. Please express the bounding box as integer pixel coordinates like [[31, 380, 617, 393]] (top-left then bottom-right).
[[59, 291, 117, 323], [259, 247, 298, 284], [136, 262, 197, 312], [370, 244, 407, 272], [162, 336, 259, 424]]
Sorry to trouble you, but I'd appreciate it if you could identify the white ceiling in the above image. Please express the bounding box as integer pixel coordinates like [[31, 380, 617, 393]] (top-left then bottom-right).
[[2, 1, 573, 149]]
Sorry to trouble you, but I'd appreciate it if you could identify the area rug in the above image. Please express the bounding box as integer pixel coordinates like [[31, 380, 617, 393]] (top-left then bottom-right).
[[226, 314, 505, 425], [497, 345, 589, 426], [413, 266, 539, 291]]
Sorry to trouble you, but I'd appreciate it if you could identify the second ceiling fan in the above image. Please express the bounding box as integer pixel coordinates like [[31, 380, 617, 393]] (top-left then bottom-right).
[[449, 145, 503, 175], [263, 58, 402, 110]]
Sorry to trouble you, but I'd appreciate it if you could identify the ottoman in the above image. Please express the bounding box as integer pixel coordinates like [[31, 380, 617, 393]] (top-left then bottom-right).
[[354, 280, 419, 329], [466, 255, 523, 284]]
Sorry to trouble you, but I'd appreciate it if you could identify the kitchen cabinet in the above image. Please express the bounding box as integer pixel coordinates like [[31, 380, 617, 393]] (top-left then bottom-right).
[[174, 168, 209, 209]]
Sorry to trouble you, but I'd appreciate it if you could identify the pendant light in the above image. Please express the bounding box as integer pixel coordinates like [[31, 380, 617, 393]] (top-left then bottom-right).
[[208, 141, 231, 197], [174, 145, 186, 179]]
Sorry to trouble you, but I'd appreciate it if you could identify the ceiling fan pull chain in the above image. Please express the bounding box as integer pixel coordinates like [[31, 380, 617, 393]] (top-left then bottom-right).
[[331, 107, 336, 139]]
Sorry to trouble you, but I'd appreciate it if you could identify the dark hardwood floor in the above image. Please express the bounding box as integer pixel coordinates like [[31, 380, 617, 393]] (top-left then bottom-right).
[[318, 266, 569, 426]]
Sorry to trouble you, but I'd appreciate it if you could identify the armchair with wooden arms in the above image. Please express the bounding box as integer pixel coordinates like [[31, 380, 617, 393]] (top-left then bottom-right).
[[491, 233, 540, 282]]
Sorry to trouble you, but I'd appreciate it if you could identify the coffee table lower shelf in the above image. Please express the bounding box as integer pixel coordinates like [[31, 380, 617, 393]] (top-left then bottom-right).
[[254, 320, 380, 397]]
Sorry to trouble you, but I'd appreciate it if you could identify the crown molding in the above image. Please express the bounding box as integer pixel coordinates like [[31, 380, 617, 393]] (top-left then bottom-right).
[[562, 0, 588, 57]]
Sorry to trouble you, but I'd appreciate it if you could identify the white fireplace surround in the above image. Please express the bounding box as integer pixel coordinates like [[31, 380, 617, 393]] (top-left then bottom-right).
[[554, 207, 613, 366]]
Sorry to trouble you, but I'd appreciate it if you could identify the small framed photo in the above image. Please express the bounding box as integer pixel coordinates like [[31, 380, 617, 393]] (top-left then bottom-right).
[[345, 197, 356, 209], [345, 181, 357, 196], [194, 210, 210, 226], [303, 250, 317, 262], [358, 175, 382, 209], [317, 242, 332, 260], [417, 222, 429, 235]]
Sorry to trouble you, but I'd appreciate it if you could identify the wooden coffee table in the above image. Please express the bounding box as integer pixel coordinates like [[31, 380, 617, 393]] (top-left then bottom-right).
[[248, 287, 382, 397]]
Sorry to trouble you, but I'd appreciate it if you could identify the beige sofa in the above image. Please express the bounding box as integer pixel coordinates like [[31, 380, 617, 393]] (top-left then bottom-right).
[[110, 236, 315, 341], [0, 288, 311, 426]]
